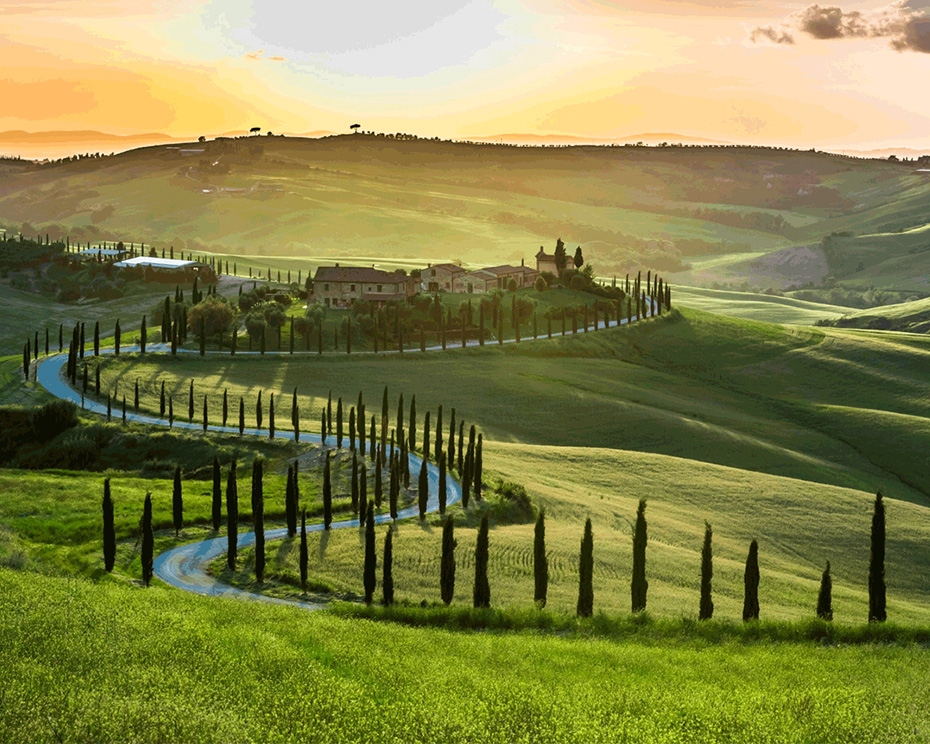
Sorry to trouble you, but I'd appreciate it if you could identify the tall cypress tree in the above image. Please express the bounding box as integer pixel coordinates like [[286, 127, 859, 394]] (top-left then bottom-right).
[[699, 521, 714, 620], [285, 465, 296, 537], [93, 321, 100, 356], [239, 397, 244, 434], [438, 452, 447, 515], [396, 394, 404, 452], [226, 460, 238, 570], [269, 393, 275, 439], [577, 518, 594, 618], [418, 459, 428, 519], [323, 452, 333, 529], [473, 514, 490, 608], [202, 395, 208, 432], [222, 388, 228, 428], [868, 491, 886, 623], [188, 380, 194, 423], [382, 526, 395, 606], [256, 390, 263, 431], [743, 539, 760, 621], [389, 454, 399, 521], [631, 499, 648, 613], [141, 493, 154, 587], [253, 457, 265, 583], [299, 508, 308, 593], [473, 434, 483, 501], [534, 507, 548, 608], [447, 408, 456, 469], [424, 411, 431, 461], [114, 319, 121, 356], [292, 388, 299, 437], [409, 395, 417, 452], [359, 466, 368, 527], [374, 450, 383, 508], [211, 456, 222, 531], [817, 561, 833, 621], [435, 405, 443, 461], [441, 516, 456, 605], [102, 478, 116, 572], [337, 397, 343, 448], [140, 315, 147, 354], [349, 406, 355, 451], [364, 503, 376, 604], [321, 408, 327, 445], [172, 466, 183, 537]]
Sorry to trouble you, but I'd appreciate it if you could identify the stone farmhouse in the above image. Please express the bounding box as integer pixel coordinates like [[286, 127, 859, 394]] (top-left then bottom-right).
[[453, 264, 539, 294], [535, 247, 560, 276], [421, 263, 466, 292], [311, 265, 418, 308]]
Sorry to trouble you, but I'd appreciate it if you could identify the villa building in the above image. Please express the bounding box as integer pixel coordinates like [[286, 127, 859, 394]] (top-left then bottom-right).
[[311, 265, 417, 308]]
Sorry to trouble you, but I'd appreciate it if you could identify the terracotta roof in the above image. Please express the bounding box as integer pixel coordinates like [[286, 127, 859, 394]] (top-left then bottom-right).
[[314, 266, 409, 283], [481, 264, 526, 276], [426, 263, 466, 274], [536, 248, 556, 258]]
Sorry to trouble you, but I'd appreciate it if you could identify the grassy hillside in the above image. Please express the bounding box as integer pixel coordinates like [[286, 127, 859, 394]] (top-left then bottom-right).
[[4, 568, 929, 743], [673, 285, 848, 324], [820, 295, 930, 332], [2, 135, 925, 284]]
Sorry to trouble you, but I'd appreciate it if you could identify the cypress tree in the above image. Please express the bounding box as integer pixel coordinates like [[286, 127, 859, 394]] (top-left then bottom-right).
[[239, 397, 244, 434], [226, 460, 238, 570], [202, 395, 208, 432], [223, 388, 228, 427], [868, 491, 886, 623], [102, 478, 116, 572], [418, 459, 428, 518], [461, 441, 473, 509], [534, 507, 547, 608], [299, 508, 308, 593], [132, 379, 139, 413], [93, 321, 100, 356], [58, 323, 63, 353], [380, 386, 388, 456], [396, 394, 404, 450], [269, 393, 275, 439], [172, 466, 183, 537], [256, 391, 263, 431], [743, 539, 760, 621], [212, 456, 222, 531], [171, 321, 178, 355], [323, 453, 333, 529], [188, 380, 194, 423], [79, 323, 85, 359], [253, 457, 265, 583], [435, 405, 443, 462], [349, 406, 355, 451], [285, 465, 297, 537], [358, 399, 366, 453], [438, 452, 447, 514], [409, 395, 417, 451], [631, 499, 648, 613], [337, 397, 343, 447], [321, 408, 327, 445], [329, 390, 334, 434], [473, 433, 483, 501], [457, 420, 464, 473], [159, 380, 165, 416], [114, 319, 121, 356], [364, 503, 376, 604], [473, 514, 491, 608], [359, 466, 368, 527], [448, 408, 456, 471], [382, 526, 394, 606], [441, 516, 456, 605], [389, 454, 399, 520], [141, 493, 154, 587], [699, 521, 714, 620], [168, 396, 173, 427], [369, 415, 376, 460], [817, 561, 833, 621], [107, 392, 112, 421], [122, 395, 126, 423], [424, 411, 431, 461], [140, 315, 147, 354], [577, 518, 594, 617]]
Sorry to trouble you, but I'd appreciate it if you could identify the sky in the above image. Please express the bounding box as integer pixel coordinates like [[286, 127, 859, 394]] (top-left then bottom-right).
[[1, 0, 930, 149]]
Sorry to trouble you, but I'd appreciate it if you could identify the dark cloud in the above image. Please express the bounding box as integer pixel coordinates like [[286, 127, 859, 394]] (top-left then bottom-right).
[[750, 1, 930, 52], [750, 25, 795, 44]]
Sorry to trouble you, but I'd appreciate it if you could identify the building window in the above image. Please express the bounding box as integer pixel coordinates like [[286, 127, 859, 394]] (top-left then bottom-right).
[[377, 284, 382, 292], [351, 284, 356, 291], [324, 283, 329, 291]]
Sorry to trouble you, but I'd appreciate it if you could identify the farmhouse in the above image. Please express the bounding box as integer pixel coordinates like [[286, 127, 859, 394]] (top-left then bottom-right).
[[421, 263, 466, 292], [535, 247, 560, 275], [311, 266, 417, 308], [453, 264, 539, 293], [113, 256, 214, 283]]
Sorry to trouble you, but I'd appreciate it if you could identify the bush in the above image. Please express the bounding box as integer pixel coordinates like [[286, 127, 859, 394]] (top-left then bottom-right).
[[569, 274, 587, 291], [534, 276, 547, 292]]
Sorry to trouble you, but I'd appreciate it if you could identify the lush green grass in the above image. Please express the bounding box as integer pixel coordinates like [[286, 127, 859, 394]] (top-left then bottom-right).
[[3, 568, 930, 743], [674, 285, 848, 325]]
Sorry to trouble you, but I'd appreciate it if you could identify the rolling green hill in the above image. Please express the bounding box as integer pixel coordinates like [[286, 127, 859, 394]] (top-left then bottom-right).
[[821, 295, 930, 332], [2, 135, 927, 289]]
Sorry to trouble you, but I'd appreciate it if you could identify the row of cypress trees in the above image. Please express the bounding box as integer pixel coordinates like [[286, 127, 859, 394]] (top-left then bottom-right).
[[354, 492, 890, 623]]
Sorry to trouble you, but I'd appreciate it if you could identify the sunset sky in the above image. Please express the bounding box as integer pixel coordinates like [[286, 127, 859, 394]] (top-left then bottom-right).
[[2, 0, 930, 149]]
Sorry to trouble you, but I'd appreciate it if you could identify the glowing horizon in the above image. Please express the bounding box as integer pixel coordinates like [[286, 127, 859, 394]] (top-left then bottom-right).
[[2, 0, 930, 151]]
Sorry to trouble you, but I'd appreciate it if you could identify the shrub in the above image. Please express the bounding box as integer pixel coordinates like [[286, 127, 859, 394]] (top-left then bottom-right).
[[534, 276, 547, 292], [569, 274, 588, 291]]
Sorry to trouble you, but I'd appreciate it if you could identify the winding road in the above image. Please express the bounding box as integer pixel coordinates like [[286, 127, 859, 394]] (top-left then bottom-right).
[[34, 304, 649, 610]]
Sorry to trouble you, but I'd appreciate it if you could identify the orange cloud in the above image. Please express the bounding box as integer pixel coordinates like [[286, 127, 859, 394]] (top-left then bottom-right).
[[244, 50, 265, 60]]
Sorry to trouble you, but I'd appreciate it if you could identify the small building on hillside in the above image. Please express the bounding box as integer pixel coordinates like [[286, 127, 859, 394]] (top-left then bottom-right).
[[421, 263, 466, 292], [453, 264, 539, 293], [311, 265, 417, 308], [77, 247, 129, 262], [113, 256, 214, 283], [535, 247, 560, 276]]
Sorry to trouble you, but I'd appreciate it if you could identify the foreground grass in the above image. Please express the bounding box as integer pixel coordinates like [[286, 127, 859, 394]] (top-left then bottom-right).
[[2, 568, 929, 744]]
